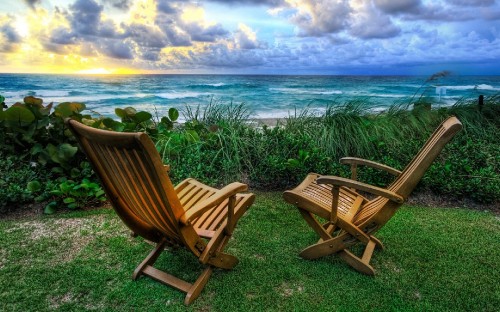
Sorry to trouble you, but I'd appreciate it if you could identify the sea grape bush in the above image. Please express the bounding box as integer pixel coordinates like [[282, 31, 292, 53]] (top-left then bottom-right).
[[0, 95, 179, 213], [0, 94, 498, 215]]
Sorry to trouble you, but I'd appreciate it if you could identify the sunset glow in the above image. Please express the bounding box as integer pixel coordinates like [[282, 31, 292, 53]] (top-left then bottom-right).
[[0, 0, 499, 75]]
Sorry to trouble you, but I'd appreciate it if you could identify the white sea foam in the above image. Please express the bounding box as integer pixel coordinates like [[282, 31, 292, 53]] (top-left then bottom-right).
[[269, 88, 343, 95], [156, 92, 211, 99], [33, 90, 71, 97], [444, 84, 499, 91]]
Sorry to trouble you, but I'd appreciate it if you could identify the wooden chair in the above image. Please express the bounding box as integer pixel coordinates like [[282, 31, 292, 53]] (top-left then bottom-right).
[[66, 119, 255, 305], [283, 116, 462, 275]]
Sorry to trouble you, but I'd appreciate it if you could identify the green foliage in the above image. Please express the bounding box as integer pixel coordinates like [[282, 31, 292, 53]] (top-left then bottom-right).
[[42, 178, 106, 214], [0, 153, 39, 212], [1, 91, 498, 215]]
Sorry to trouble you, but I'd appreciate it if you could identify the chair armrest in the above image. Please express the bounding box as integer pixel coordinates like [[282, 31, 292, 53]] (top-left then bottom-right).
[[316, 176, 404, 203], [179, 182, 248, 224], [163, 164, 170, 173], [340, 157, 401, 176]]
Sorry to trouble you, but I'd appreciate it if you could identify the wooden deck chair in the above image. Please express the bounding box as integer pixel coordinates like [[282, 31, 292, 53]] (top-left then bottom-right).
[[283, 116, 462, 275], [66, 119, 255, 305]]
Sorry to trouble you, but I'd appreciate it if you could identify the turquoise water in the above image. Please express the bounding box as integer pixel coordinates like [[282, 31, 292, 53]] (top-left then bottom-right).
[[1, 74, 498, 119]]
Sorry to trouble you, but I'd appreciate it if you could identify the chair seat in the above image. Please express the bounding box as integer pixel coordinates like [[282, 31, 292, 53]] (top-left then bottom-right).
[[175, 178, 252, 238], [284, 173, 366, 221]]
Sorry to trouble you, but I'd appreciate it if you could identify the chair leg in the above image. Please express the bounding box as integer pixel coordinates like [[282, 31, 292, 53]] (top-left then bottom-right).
[[371, 235, 384, 250], [338, 237, 381, 275], [133, 239, 167, 280], [338, 249, 375, 276], [184, 267, 213, 305], [132, 239, 216, 305], [299, 236, 343, 260]]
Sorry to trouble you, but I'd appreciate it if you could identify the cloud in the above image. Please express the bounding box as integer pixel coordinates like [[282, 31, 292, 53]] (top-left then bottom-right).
[[49, 26, 76, 45], [290, 0, 351, 37], [2, 0, 500, 74], [0, 17, 22, 52], [373, 0, 421, 14], [206, 0, 285, 6], [99, 39, 134, 59], [69, 0, 104, 36], [23, 0, 42, 10], [184, 23, 229, 42], [350, 1, 401, 39], [125, 23, 168, 48], [447, 0, 495, 6], [155, 13, 192, 46], [157, 0, 179, 14], [234, 23, 265, 49], [103, 0, 133, 10]]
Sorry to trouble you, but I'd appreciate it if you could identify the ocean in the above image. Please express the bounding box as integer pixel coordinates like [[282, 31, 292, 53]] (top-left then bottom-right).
[[1, 74, 499, 120]]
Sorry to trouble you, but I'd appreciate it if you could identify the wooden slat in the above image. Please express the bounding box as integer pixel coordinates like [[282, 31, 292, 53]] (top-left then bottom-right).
[[143, 266, 192, 292]]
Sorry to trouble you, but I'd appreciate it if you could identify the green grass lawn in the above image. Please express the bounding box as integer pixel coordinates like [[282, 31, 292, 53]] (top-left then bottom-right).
[[0, 192, 498, 311]]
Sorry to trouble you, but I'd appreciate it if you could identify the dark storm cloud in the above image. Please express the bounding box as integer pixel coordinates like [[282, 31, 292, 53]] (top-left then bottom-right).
[[373, 0, 421, 14], [69, 0, 103, 36], [155, 13, 192, 46], [184, 23, 229, 42], [100, 39, 134, 59], [103, 0, 133, 10], [157, 0, 178, 14], [350, 20, 400, 39], [49, 27, 76, 45], [139, 48, 162, 61], [23, 0, 42, 10], [0, 22, 22, 52], [189, 44, 267, 68], [1, 23, 22, 43], [125, 23, 168, 48], [207, 0, 284, 5]]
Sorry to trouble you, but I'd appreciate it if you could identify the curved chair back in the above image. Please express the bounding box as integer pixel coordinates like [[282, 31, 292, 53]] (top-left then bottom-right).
[[354, 116, 462, 225], [66, 119, 184, 244]]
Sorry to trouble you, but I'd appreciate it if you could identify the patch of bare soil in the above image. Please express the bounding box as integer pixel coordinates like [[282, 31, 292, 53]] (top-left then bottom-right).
[[407, 190, 499, 213], [0, 202, 112, 221]]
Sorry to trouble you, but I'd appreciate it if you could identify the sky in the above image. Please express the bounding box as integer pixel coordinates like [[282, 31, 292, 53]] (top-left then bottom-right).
[[0, 0, 499, 75]]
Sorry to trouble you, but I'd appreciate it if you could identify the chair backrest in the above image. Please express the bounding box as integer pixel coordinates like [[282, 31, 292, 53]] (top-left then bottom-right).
[[353, 116, 462, 225], [389, 116, 462, 198], [66, 119, 184, 244]]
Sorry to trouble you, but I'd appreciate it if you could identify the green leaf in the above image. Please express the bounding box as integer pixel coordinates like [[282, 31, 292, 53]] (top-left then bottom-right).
[[50, 190, 63, 196], [44, 201, 58, 214], [160, 117, 174, 130], [3, 106, 35, 123], [63, 197, 76, 204], [124, 107, 137, 117], [115, 108, 126, 118], [168, 107, 179, 121], [185, 130, 200, 143], [47, 143, 78, 165], [30, 143, 44, 155], [67, 203, 78, 209], [0, 94, 5, 103], [55, 102, 86, 117], [70, 168, 81, 179], [24, 96, 43, 107], [134, 111, 152, 123], [51, 167, 64, 174], [287, 159, 300, 169], [27, 181, 42, 192]]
